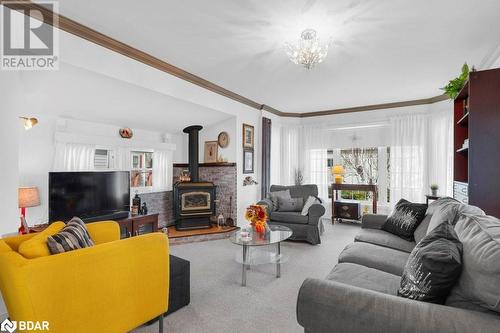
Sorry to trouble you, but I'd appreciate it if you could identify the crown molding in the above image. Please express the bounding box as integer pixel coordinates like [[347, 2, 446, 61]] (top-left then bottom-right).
[[3, 1, 449, 118]]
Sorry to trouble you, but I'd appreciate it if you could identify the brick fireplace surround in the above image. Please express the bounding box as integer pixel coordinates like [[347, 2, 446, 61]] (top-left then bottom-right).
[[138, 163, 237, 228]]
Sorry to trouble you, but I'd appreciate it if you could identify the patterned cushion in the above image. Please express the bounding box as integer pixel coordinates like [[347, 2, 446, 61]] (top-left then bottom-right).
[[277, 197, 303, 212], [398, 222, 463, 304], [47, 217, 94, 254], [382, 199, 427, 241]]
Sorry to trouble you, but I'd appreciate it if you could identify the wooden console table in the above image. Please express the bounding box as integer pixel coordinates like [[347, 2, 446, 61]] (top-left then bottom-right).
[[116, 213, 159, 238], [331, 183, 378, 221]]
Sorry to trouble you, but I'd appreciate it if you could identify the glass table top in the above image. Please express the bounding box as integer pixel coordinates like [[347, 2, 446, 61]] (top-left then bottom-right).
[[229, 225, 293, 246]]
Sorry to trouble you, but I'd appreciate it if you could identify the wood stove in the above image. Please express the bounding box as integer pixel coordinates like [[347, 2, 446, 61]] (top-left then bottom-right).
[[174, 125, 216, 230]]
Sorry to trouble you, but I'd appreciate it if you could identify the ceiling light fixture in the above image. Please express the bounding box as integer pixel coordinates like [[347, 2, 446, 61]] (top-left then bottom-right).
[[20, 117, 38, 130], [285, 29, 330, 69]]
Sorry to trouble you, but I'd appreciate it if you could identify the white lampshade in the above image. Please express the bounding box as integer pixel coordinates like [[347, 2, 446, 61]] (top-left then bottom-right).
[[18, 187, 40, 208]]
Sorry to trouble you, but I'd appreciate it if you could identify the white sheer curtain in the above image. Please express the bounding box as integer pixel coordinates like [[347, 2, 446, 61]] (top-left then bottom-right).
[[427, 106, 454, 196], [153, 150, 173, 192], [280, 126, 300, 185], [114, 147, 131, 171], [305, 149, 329, 201], [390, 108, 454, 205], [53, 142, 95, 171], [390, 114, 428, 204]]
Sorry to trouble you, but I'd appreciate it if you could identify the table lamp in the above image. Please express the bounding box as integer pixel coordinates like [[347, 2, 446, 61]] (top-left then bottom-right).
[[332, 165, 345, 184], [18, 187, 40, 234]]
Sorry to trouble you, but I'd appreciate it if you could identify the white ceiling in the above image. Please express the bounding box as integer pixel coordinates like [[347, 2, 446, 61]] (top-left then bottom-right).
[[21, 63, 234, 133], [56, 0, 500, 113]]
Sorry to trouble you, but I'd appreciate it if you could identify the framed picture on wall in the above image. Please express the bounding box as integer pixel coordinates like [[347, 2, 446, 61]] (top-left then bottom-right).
[[242, 123, 254, 149], [243, 149, 254, 174], [204, 141, 218, 163]]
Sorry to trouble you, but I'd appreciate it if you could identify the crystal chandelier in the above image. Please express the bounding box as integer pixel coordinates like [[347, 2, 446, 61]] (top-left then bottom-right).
[[285, 29, 329, 69]]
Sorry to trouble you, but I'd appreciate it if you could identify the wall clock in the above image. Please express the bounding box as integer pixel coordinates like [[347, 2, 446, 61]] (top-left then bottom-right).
[[218, 131, 230, 148]]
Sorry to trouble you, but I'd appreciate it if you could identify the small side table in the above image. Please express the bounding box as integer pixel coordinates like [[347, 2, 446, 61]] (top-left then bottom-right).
[[425, 195, 443, 205]]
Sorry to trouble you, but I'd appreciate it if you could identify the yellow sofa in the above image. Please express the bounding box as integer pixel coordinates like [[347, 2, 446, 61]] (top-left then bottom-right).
[[0, 221, 169, 333]]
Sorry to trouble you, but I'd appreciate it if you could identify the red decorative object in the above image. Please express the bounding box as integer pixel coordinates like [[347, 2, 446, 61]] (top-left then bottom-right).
[[119, 127, 133, 139]]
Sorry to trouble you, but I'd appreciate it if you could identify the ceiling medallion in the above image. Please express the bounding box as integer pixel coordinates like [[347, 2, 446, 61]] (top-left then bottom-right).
[[285, 29, 329, 70]]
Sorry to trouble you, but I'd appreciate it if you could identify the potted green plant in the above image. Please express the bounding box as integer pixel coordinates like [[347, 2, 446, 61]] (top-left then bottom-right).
[[441, 63, 470, 100], [430, 184, 439, 196]]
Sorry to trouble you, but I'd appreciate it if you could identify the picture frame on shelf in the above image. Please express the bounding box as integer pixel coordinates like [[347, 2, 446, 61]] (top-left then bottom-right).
[[243, 149, 254, 174], [204, 141, 218, 163], [242, 123, 254, 149]]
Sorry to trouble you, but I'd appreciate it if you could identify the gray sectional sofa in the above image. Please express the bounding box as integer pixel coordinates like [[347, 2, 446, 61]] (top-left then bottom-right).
[[297, 200, 500, 333], [258, 185, 326, 245]]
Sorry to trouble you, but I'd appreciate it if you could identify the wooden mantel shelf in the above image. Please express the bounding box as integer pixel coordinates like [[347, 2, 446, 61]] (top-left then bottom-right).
[[173, 163, 236, 168]]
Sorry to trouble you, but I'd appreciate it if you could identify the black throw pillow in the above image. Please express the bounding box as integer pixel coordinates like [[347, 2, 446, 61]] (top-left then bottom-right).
[[398, 222, 463, 304], [382, 199, 427, 241], [47, 217, 95, 255]]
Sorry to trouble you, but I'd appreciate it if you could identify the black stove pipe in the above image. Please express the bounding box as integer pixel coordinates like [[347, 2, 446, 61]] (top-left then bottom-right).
[[183, 125, 203, 182]]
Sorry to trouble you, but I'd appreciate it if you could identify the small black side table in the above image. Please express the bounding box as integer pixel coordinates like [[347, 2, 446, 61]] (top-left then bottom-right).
[[426, 195, 443, 205]]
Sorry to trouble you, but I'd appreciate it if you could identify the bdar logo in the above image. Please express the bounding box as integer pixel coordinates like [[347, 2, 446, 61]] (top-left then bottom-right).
[[0, 318, 17, 333]]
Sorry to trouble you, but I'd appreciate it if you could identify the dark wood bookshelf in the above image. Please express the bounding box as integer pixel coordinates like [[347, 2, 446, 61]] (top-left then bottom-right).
[[453, 68, 500, 217]]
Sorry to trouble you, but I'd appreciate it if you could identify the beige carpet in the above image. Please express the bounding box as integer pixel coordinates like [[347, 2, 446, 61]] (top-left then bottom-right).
[[134, 221, 360, 333]]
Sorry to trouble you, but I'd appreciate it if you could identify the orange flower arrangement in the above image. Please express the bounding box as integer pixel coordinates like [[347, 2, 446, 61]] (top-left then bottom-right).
[[245, 204, 268, 233]]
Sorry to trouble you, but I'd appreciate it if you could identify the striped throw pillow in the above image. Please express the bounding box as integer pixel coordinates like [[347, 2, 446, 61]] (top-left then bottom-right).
[[47, 217, 94, 254]]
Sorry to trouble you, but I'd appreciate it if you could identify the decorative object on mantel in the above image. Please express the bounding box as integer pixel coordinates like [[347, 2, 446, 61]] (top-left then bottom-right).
[[245, 204, 268, 234], [217, 155, 228, 163], [204, 141, 218, 163], [225, 196, 235, 227], [242, 123, 254, 149], [295, 169, 304, 185], [179, 169, 191, 182], [243, 149, 254, 174], [243, 176, 258, 186], [131, 191, 141, 215], [285, 29, 330, 70], [441, 63, 470, 100], [332, 165, 345, 184], [217, 131, 230, 148], [119, 127, 133, 139], [430, 184, 439, 197], [19, 117, 38, 130], [141, 202, 148, 215]]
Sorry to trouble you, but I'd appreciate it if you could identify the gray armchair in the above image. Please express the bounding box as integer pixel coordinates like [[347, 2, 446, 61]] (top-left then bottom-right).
[[257, 185, 325, 245]]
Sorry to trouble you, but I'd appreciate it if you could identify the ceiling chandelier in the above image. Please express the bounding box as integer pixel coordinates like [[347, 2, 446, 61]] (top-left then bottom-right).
[[285, 29, 329, 69]]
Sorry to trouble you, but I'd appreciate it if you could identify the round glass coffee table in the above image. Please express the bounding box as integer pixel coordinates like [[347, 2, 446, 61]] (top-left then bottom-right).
[[229, 225, 293, 286]]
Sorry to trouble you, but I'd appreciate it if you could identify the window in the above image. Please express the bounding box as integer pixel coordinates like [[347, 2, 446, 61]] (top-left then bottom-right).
[[131, 151, 153, 188], [327, 147, 390, 204], [94, 149, 115, 169]]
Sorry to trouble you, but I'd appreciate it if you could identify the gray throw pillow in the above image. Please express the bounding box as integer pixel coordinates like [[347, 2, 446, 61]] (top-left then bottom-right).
[[268, 190, 291, 211], [277, 197, 303, 212], [427, 198, 484, 234], [414, 214, 432, 244], [446, 214, 500, 313]]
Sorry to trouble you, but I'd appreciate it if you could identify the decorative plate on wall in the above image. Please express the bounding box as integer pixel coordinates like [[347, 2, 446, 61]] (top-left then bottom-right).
[[218, 131, 229, 148], [119, 127, 133, 139]]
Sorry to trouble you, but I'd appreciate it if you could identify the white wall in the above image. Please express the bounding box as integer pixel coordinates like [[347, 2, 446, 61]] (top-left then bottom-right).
[[199, 117, 237, 163], [18, 116, 172, 225], [0, 73, 22, 237]]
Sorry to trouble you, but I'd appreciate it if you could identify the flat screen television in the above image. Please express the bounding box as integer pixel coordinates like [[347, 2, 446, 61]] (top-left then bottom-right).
[[49, 171, 130, 223]]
